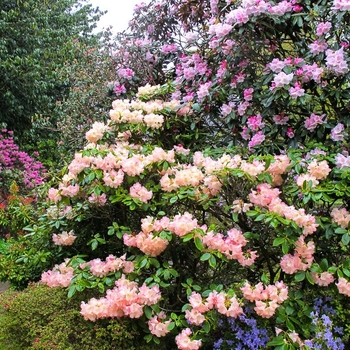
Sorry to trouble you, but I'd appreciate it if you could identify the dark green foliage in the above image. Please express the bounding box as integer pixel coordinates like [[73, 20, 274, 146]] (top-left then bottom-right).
[[0, 0, 103, 138], [0, 283, 163, 349]]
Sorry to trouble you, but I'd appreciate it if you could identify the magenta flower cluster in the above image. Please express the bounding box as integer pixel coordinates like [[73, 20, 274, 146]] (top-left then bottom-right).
[[0, 129, 46, 189]]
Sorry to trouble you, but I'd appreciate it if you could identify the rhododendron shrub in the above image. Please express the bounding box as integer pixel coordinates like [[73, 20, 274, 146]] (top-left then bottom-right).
[[110, 0, 350, 154], [0, 129, 46, 193], [28, 84, 350, 348]]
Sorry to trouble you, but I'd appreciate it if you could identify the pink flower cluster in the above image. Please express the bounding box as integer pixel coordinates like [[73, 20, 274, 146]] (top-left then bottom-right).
[[331, 123, 347, 141], [129, 182, 153, 202], [148, 311, 171, 337], [0, 129, 46, 189], [280, 236, 315, 274], [249, 183, 319, 236], [331, 207, 350, 228], [186, 290, 243, 324], [296, 159, 331, 188], [336, 277, 350, 296], [80, 275, 161, 321], [175, 328, 202, 350], [241, 280, 288, 318], [325, 48, 349, 75], [52, 230, 76, 246], [304, 113, 325, 131], [332, 0, 350, 11], [311, 271, 335, 286], [201, 228, 258, 266], [123, 212, 199, 256], [84, 254, 134, 277], [41, 260, 74, 288], [335, 152, 350, 169]]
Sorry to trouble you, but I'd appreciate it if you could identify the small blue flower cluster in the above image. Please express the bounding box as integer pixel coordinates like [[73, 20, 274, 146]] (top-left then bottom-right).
[[213, 310, 269, 350], [304, 298, 345, 350]]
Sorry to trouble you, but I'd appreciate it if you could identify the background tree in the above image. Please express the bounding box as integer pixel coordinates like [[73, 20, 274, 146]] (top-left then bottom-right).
[[0, 0, 103, 140]]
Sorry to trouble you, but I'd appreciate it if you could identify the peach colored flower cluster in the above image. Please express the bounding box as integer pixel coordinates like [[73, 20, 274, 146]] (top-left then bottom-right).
[[336, 277, 350, 296], [41, 259, 74, 288], [86, 122, 110, 144], [147, 311, 171, 337], [331, 207, 350, 228], [280, 236, 315, 274], [232, 199, 253, 213], [58, 183, 80, 197], [123, 212, 200, 257], [185, 290, 243, 326], [201, 228, 258, 266], [296, 159, 331, 188], [175, 328, 202, 350], [123, 231, 169, 257], [48, 188, 61, 202], [52, 230, 76, 246], [109, 92, 180, 129], [80, 275, 161, 321], [311, 271, 334, 286], [88, 193, 107, 206], [241, 280, 288, 318], [266, 154, 291, 185], [160, 152, 242, 195], [249, 183, 318, 236], [129, 182, 153, 202], [85, 254, 134, 277]]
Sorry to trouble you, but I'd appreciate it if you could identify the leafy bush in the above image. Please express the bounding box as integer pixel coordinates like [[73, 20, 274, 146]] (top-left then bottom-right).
[[0, 282, 165, 350]]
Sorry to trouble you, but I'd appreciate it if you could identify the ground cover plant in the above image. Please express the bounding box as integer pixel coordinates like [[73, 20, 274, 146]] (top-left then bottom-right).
[[2, 0, 350, 349]]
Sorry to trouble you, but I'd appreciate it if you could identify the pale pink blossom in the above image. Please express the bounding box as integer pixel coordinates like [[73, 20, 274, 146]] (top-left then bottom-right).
[[129, 182, 153, 203], [148, 313, 171, 337], [175, 328, 202, 350], [336, 277, 350, 296], [52, 230, 76, 246], [311, 272, 335, 286]]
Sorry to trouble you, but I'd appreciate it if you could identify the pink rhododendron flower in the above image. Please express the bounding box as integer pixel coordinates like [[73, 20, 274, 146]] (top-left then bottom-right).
[[248, 131, 265, 149], [296, 174, 319, 188], [85, 122, 110, 143], [272, 72, 294, 88], [336, 277, 350, 296], [308, 40, 328, 55], [304, 113, 325, 131], [129, 182, 153, 203], [335, 153, 350, 169], [175, 328, 202, 350], [41, 260, 74, 288], [52, 230, 76, 246], [148, 312, 171, 337], [88, 193, 107, 206], [48, 188, 61, 202], [311, 272, 335, 286], [289, 82, 305, 98], [307, 160, 331, 180], [331, 207, 350, 228], [325, 47, 349, 75], [247, 115, 264, 131], [331, 123, 347, 141], [316, 22, 332, 36]]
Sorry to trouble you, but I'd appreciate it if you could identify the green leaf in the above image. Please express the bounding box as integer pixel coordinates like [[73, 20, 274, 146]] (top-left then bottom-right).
[[294, 271, 305, 282], [209, 255, 217, 268], [274, 238, 286, 249], [144, 305, 153, 319], [194, 237, 203, 251], [200, 253, 211, 261], [170, 196, 178, 203], [267, 336, 285, 346], [342, 233, 350, 245], [167, 322, 175, 331]]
